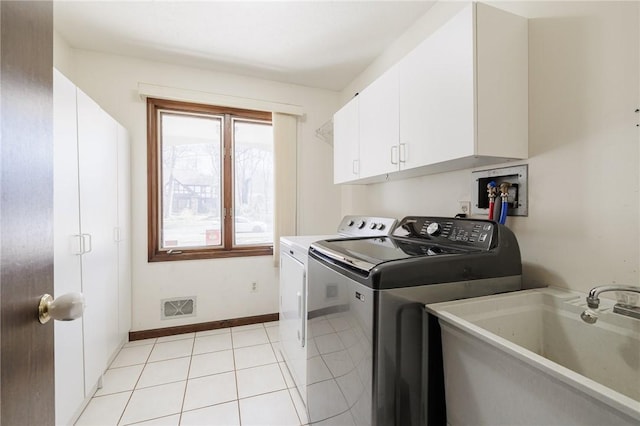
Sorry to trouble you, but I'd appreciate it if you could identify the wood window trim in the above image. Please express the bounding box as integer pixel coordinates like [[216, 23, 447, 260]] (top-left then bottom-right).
[[147, 97, 273, 262]]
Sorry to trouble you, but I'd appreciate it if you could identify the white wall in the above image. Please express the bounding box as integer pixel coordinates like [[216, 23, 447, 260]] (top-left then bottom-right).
[[53, 32, 75, 81], [54, 38, 341, 331], [340, 1, 639, 293], [52, 0, 639, 331]]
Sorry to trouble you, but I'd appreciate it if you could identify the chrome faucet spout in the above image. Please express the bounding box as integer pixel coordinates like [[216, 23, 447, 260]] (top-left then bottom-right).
[[585, 285, 640, 309]]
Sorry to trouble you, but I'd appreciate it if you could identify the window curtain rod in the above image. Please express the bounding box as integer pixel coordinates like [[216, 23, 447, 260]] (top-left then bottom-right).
[[138, 82, 305, 117]]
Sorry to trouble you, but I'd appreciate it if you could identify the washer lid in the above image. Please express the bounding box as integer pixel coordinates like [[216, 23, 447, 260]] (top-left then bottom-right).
[[310, 236, 470, 274]]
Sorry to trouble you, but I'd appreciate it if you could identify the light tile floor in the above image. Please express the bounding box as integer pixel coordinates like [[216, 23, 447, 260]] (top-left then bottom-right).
[[75, 322, 308, 426]]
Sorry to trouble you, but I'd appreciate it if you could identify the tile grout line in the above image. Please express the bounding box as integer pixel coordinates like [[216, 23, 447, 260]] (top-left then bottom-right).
[[278, 361, 305, 426], [231, 324, 243, 426], [176, 336, 197, 425], [116, 339, 157, 426], [80, 323, 293, 426]]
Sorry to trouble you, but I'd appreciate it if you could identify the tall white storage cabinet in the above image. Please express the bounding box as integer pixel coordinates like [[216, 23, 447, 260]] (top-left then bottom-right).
[[76, 85, 120, 396], [53, 68, 86, 426], [117, 125, 132, 340], [53, 69, 131, 425]]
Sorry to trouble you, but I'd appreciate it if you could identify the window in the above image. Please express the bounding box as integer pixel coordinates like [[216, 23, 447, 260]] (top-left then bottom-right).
[[147, 98, 273, 261]]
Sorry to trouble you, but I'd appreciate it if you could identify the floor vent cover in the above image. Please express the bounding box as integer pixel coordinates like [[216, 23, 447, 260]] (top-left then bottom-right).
[[161, 297, 196, 320]]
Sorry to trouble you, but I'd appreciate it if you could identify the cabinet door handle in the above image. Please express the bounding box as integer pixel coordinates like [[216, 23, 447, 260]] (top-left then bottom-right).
[[391, 146, 399, 165], [296, 291, 302, 344], [352, 159, 359, 175], [114, 227, 121, 242], [399, 143, 407, 163], [81, 233, 92, 254], [300, 271, 306, 348]]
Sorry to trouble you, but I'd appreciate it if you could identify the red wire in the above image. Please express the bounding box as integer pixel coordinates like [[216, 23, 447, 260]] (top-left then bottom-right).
[[488, 199, 495, 221]]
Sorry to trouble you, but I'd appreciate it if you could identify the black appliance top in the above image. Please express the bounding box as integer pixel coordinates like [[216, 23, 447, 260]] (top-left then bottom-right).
[[309, 216, 522, 289]]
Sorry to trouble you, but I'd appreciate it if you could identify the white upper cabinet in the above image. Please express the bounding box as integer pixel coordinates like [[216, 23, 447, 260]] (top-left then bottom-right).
[[399, 4, 475, 169], [333, 96, 360, 184], [358, 64, 400, 179], [474, 2, 528, 159], [334, 2, 528, 184]]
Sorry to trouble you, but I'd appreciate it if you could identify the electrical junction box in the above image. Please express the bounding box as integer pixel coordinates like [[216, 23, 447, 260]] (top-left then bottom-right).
[[472, 164, 528, 217]]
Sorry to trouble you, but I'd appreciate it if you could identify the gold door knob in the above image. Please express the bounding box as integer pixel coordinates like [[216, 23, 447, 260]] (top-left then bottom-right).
[[38, 292, 85, 324]]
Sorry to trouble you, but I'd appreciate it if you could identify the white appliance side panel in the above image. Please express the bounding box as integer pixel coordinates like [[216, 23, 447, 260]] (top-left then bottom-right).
[[279, 249, 308, 404]]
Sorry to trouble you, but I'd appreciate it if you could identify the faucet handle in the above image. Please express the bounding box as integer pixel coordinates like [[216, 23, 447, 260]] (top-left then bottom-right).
[[615, 291, 639, 307]]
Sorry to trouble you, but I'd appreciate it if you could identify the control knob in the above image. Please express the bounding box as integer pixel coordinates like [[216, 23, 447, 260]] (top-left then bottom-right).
[[370, 223, 377, 230], [426, 222, 442, 236], [347, 220, 354, 227], [357, 220, 366, 229]]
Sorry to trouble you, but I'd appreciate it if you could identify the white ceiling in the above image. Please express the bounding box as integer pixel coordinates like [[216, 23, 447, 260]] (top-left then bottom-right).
[[54, 1, 436, 91]]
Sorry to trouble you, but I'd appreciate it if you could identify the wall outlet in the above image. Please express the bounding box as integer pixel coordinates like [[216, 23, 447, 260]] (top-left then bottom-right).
[[458, 201, 471, 215], [251, 282, 258, 293]]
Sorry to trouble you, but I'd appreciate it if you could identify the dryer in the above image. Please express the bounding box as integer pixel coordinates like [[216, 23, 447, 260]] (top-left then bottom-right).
[[279, 216, 396, 409]]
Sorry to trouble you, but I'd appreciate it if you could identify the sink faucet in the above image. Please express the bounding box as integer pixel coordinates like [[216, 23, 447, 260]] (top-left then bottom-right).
[[581, 285, 640, 324]]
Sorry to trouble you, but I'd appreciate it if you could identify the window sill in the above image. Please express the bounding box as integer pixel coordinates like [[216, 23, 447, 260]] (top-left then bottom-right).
[[148, 246, 273, 262]]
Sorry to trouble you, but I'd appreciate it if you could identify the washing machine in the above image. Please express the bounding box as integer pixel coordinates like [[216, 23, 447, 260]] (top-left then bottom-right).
[[306, 216, 522, 425]]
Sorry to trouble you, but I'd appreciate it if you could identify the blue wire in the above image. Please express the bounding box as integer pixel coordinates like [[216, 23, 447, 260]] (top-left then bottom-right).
[[499, 199, 508, 224]]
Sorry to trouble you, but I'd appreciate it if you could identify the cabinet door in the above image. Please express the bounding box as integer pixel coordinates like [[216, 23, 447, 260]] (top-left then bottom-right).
[[475, 2, 528, 159], [333, 97, 360, 184], [77, 89, 119, 395], [358, 65, 400, 178], [116, 124, 131, 341], [279, 250, 307, 403], [399, 3, 474, 168], [53, 69, 85, 426]]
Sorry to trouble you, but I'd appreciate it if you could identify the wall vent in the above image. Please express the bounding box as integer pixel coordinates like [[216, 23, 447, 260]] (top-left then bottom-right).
[[161, 297, 196, 320]]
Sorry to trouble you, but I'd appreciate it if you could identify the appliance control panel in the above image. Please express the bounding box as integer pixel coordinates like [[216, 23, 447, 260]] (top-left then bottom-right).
[[393, 216, 496, 250], [337, 216, 397, 237]]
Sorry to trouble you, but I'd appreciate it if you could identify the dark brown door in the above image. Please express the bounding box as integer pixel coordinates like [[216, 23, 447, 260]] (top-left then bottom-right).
[[0, 2, 55, 425]]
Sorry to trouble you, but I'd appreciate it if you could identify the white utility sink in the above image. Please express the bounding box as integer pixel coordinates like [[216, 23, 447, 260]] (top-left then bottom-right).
[[427, 287, 640, 426]]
